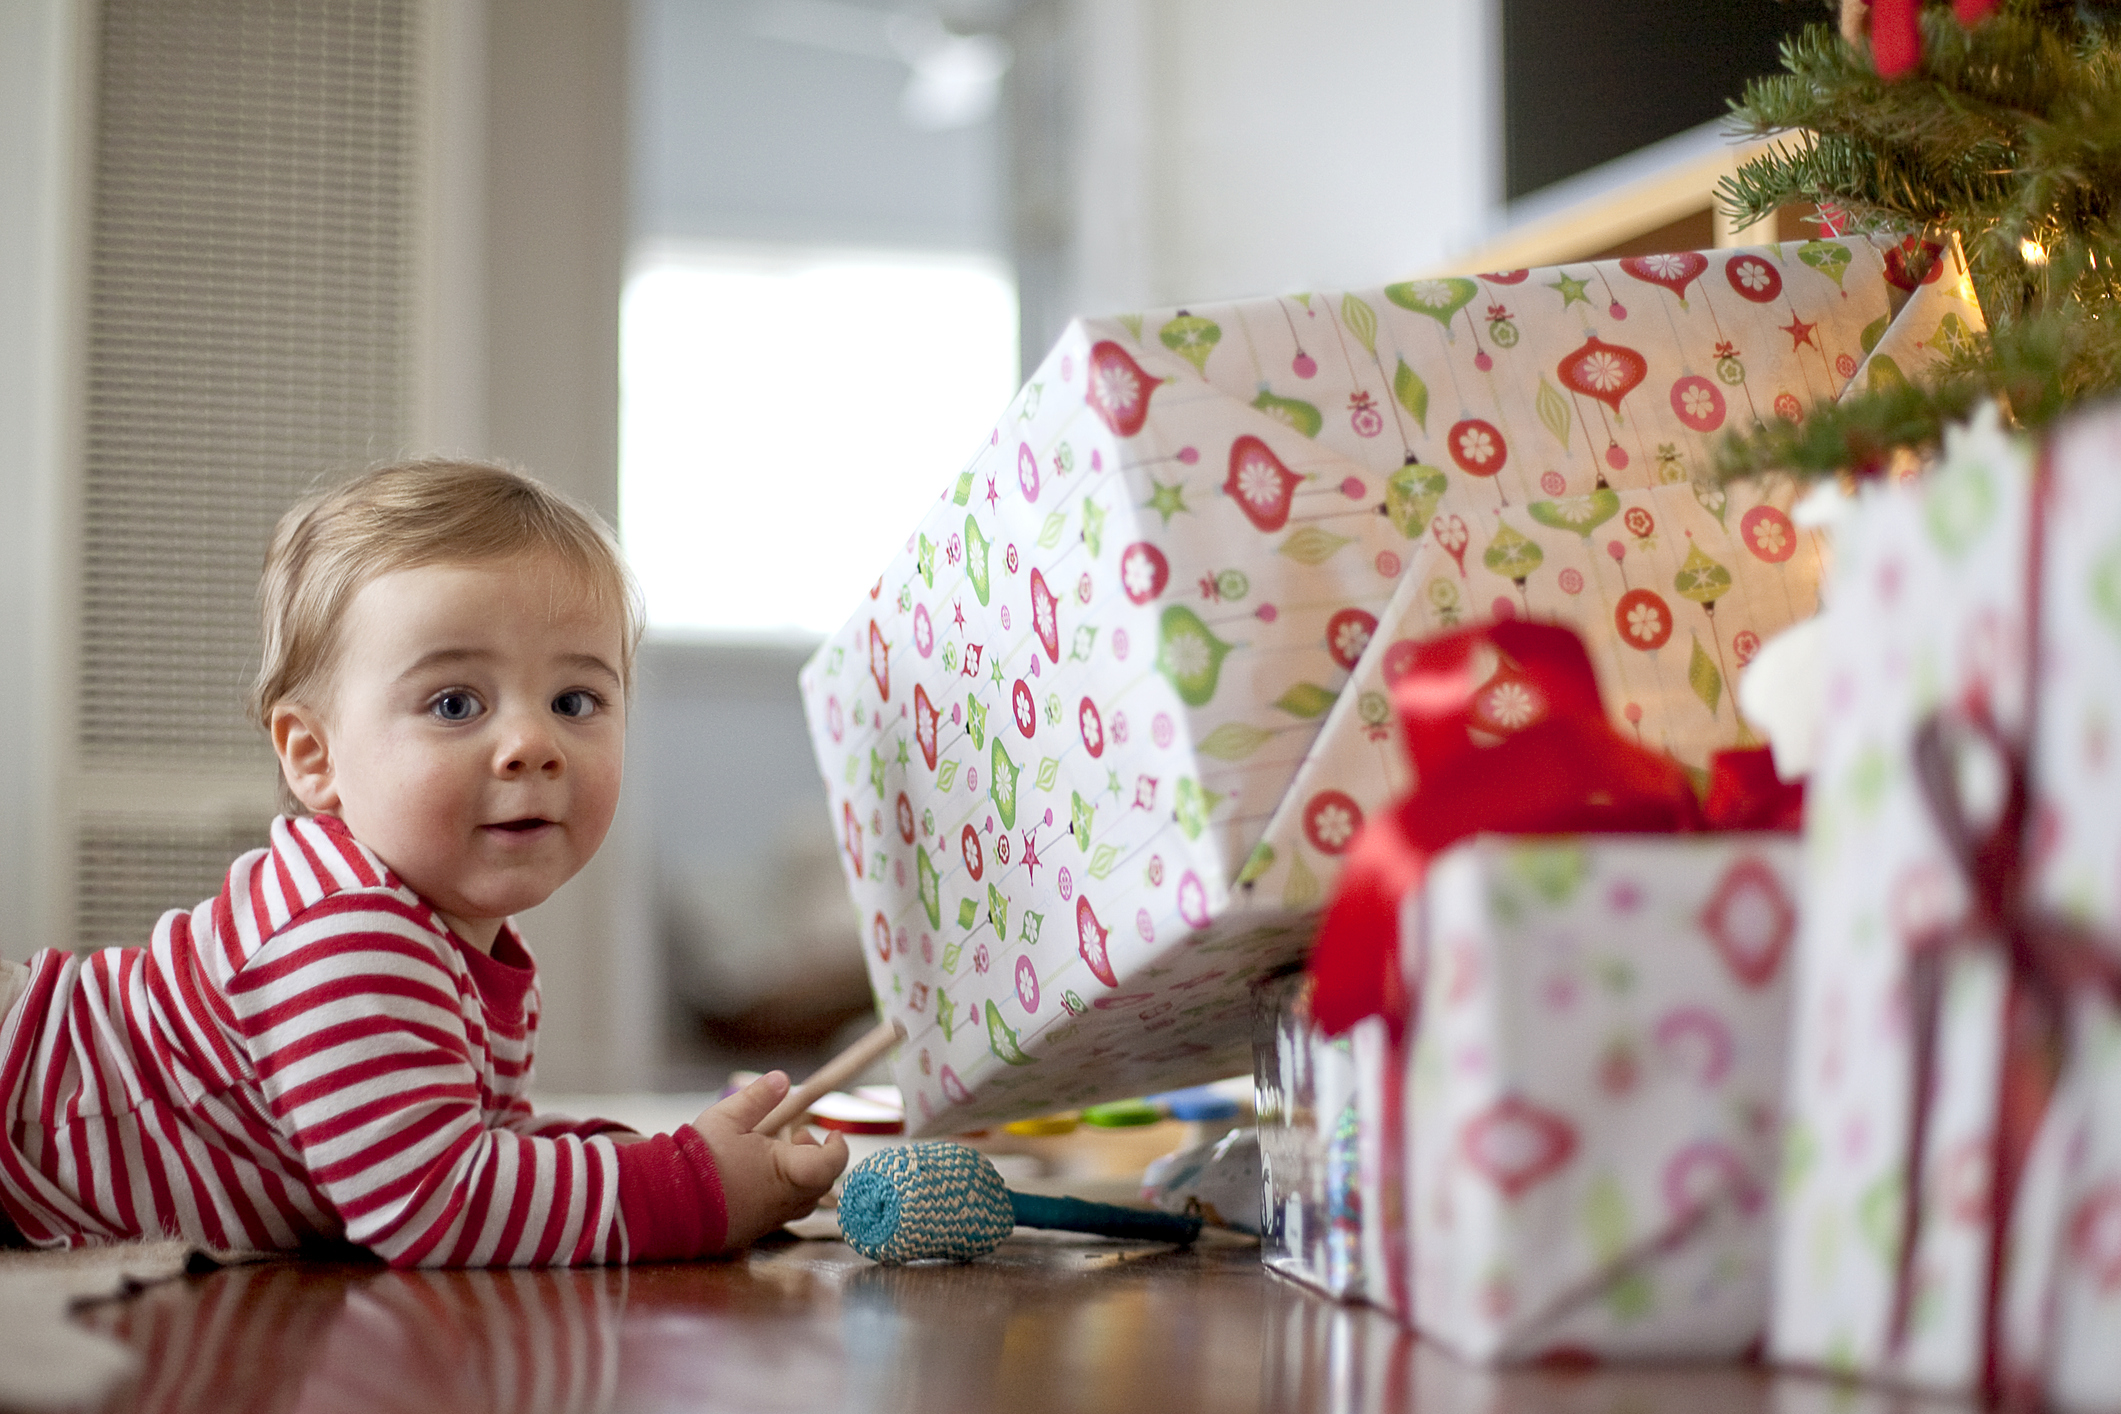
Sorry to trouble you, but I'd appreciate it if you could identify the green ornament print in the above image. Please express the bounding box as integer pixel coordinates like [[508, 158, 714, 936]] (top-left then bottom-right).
[[1160, 311, 1221, 373], [917, 846, 941, 927], [1157, 605, 1234, 706], [964, 515, 992, 605], [1392, 358, 1430, 431], [1924, 458, 1996, 559], [1384, 277, 1477, 330], [966, 694, 987, 750], [1674, 542, 1732, 605], [1071, 790, 1095, 853], [1385, 462, 1448, 537], [1797, 239, 1851, 288], [1175, 777, 1222, 840], [986, 1000, 1034, 1066], [1252, 387, 1323, 438], [1688, 634, 1723, 716], [2090, 538, 2121, 641], [1527, 487, 1621, 540], [1483, 521, 1544, 583], [990, 738, 1021, 829]]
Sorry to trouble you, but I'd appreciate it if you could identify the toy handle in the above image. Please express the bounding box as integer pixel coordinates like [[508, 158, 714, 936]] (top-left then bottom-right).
[[757, 1019, 906, 1138], [1008, 1192, 1203, 1246]]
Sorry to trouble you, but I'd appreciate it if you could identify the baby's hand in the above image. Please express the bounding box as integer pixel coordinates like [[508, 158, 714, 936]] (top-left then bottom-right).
[[690, 1072, 849, 1250]]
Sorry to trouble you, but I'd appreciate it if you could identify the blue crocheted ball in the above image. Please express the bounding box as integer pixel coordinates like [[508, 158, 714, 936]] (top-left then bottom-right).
[[838, 1142, 1014, 1264]]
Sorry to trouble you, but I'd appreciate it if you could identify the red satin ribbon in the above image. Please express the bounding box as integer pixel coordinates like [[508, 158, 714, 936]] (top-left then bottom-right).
[[1306, 620, 1800, 1038], [1889, 710, 2121, 1402]]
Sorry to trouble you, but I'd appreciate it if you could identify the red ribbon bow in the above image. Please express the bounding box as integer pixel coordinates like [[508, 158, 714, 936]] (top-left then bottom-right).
[[1306, 620, 1801, 1037]]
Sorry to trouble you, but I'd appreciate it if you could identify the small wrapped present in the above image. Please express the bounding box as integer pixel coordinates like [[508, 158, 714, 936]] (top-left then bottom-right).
[[1305, 620, 1799, 1361], [799, 236, 1978, 1131], [1770, 401, 2121, 1408], [1253, 968, 1401, 1305]]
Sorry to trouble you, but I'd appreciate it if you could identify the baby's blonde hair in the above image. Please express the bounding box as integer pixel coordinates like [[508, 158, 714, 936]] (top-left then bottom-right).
[[251, 458, 643, 739]]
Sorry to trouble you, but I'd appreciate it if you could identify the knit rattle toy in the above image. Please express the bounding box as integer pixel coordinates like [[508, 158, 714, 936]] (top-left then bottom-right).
[[837, 1142, 1205, 1265]]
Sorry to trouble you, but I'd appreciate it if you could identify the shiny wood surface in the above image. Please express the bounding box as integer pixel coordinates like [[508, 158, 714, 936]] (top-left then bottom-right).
[[62, 1234, 1942, 1414]]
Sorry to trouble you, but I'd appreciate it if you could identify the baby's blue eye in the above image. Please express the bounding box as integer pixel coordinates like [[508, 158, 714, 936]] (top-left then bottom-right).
[[432, 691, 481, 722], [553, 690, 597, 719]]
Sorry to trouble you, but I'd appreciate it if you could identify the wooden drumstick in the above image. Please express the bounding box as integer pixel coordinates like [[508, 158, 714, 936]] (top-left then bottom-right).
[[757, 1018, 907, 1138]]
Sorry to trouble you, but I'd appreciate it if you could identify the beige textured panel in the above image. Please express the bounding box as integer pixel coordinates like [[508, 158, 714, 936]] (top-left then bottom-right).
[[74, 817, 273, 950], [80, 0, 419, 768]]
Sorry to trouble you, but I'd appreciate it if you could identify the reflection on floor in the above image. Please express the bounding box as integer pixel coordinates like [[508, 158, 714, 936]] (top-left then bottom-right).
[[67, 1230, 1973, 1414]]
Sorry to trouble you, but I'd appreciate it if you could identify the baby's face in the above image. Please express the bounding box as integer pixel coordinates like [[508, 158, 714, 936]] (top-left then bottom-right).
[[283, 553, 626, 950]]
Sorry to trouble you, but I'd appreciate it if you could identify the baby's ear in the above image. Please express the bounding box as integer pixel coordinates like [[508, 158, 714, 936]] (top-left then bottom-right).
[[270, 702, 339, 814]]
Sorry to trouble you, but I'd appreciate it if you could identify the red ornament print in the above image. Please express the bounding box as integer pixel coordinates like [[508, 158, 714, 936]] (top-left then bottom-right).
[[1700, 855, 1796, 988], [1556, 337, 1647, 415], [1029, 568, 1061, 662], [1448, 418, 1508, 478], [1741, 505, 1797, 563], [1615, 588, 1674, 651], [867, 620, 890, 702], [1325, 607, 1379, 671], [1302, 790, 1363, 855], [1120, 541, 1169, 605], [1620, 251, 1708, 303], [1460, 1096, 1580, 1199], [914, 684, 940, 770], [1079, 697, 1105, 758], [1225, 435, 1303, 532], [1670, 374, 1727, 432], [1725, 253, 1783, 303], [1076, 896, 1117, 987], [1086, 340, 1156, 436]]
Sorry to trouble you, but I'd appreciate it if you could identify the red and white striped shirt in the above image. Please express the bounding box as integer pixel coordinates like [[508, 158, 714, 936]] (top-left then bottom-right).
[[0, 814, 722, 1266]]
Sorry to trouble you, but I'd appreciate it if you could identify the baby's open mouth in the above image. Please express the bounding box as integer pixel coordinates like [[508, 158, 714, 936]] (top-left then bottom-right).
[[490, 818, 553, 833]]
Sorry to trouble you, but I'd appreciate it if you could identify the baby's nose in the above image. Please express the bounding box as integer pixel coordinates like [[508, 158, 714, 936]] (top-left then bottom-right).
[[498, 716, 563, 774]]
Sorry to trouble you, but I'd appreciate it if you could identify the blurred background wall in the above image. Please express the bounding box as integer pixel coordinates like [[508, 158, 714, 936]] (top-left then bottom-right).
[[0, 0, 1807, 1092]]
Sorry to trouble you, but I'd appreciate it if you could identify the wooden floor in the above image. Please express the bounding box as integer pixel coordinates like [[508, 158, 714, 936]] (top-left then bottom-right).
[[56, 1230, 1955, 1414]]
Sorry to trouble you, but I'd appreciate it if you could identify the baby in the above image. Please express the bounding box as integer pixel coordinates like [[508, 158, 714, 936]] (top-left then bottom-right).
[[0, 459, 847, 1265]]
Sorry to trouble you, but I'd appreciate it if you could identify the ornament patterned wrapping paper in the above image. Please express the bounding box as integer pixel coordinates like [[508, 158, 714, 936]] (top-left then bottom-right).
[[798, 234, 1982, 1133], [1771, 403, 2121, 1404], [1397, 834, 1798, 1362]]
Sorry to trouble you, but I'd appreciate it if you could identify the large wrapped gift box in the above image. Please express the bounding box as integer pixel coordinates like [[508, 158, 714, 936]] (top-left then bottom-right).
[[1771, 402, 2121, 1407], [799, 235, 1982, 1132]]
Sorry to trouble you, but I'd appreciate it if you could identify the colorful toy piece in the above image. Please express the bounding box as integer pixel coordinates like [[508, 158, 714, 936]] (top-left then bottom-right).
[[837, 1142, 1203, 1265]]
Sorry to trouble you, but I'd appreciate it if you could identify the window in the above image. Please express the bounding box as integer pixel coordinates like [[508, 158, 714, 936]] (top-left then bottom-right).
[[621, 243, 1018, 636]]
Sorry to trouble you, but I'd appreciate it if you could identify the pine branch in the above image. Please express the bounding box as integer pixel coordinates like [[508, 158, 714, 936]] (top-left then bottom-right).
[[1711, 1, 2121, 481]]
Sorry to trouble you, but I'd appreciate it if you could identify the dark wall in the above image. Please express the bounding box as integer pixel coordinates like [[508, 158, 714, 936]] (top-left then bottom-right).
[[1503, 0, 1815, 201]]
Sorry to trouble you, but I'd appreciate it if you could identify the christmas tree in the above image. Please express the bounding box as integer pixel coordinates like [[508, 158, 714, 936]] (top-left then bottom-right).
[[1714, 0, 2121, 478]]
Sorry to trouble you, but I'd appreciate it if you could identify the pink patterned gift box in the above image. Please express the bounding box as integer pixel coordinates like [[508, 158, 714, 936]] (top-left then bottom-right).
[[798, 236, 1979, 1132], [1771, 401, 2121, 1407], [1394, 834, 1799, 1362]]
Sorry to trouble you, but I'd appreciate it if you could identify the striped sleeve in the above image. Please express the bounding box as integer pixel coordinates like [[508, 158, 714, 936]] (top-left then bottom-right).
[[493, 1098, 638, 1142], [219, 893, 625, 1268]]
